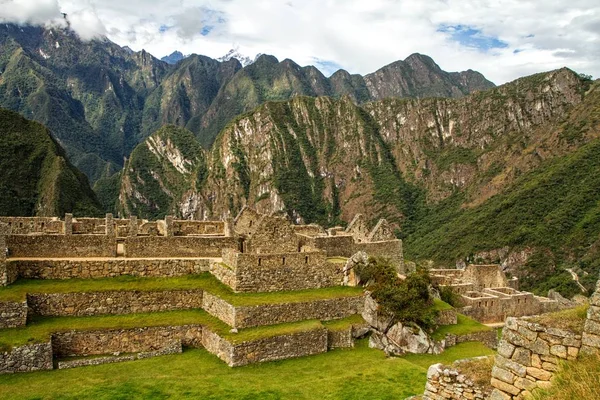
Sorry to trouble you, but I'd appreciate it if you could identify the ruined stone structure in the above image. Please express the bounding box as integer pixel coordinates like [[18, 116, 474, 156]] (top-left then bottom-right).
[[431, 265, 561, 323], [0, 209, 402, 372], [423, 359, 492, 400]]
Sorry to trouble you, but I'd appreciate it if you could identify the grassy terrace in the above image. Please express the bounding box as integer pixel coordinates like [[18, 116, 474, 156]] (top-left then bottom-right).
[[0, 309, 335, 350], [528, 304, 589, 332], [0, 340, 495, 400], [431, 314, 492, 341], [0, 273, 363, 305]]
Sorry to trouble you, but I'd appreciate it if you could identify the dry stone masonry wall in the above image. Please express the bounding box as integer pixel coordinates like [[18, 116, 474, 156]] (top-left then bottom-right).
[[581, 280, 600, 354], [0, 301, 27, 328], [490, 317, 582, 399], [424, 362, 491, 400], [0, 343, 53, 374], [27, 290, 204, 317]]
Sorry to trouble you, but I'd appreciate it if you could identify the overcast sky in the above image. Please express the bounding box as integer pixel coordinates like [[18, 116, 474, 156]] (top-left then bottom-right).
[[1, 0, 598, 84]]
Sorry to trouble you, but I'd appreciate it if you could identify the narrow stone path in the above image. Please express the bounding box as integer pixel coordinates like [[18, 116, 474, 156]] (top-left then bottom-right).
[[566, 268, 587, 293]]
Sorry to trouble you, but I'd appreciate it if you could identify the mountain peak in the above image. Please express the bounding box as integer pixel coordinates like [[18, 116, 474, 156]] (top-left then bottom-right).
[[161, 51, 186, 64], [218, 48, 259, 67]]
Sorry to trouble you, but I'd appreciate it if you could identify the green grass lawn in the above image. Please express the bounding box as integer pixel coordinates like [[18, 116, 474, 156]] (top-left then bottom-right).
[[430, 314, 492, 341], [0, 340, 494, 400], [0, 273, 363, 305]]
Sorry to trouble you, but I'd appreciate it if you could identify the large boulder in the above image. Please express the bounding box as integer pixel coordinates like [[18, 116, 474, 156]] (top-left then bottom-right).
[[369, 321, 443, 356], [362, 293, 395, 332], [343, 251, 368, 286]]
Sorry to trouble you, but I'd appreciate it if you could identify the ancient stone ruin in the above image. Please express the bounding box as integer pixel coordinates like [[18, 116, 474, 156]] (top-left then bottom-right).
[[431, 265, 563, 323], [0, 209, 404, 373]]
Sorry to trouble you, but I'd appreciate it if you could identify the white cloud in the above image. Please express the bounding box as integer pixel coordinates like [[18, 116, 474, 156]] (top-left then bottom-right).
[[1, 0, 599, 84]]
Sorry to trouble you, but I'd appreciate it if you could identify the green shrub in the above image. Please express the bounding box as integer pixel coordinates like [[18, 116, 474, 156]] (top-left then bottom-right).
[[355, 258, 437, 330]]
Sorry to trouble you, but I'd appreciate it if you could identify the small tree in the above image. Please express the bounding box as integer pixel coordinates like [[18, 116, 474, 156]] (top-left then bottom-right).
[[355, 257, 437, 330]]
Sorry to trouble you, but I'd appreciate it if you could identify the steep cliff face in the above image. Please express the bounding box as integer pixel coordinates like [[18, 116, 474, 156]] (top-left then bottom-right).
[[0, 108, 102, 217], [117, 125, 207, 219]]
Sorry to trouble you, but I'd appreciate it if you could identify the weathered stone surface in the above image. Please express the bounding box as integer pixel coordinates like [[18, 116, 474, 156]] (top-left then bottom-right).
[[362, 294, 394, 332], [526, 366, 552, 381], [497, 340, 516, 359], [0, 300, 27, 328], [422, 363, 491, 400], [491, 366, 515, 384], [0, 342, 53, 374], [491, 378, 520, 395]]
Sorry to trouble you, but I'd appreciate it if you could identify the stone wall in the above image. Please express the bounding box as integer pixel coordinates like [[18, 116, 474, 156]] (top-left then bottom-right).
[[232, 295, 365, 329], [246, 215, 299, 254], [355, 240, 404, 274], [436, 309, 458, 326], [201, 292, 236, 327], [226, 328, 328, 367], [303, 235, 355, 257], [0, 261, 18, 287], [0, 342, 53, 374], [423, 362, 492, 400], [27, 290, 204, 317], [0, 300, 27, 328], [444, 330, 499, 350], [0, 217, 63, 235], [581, 281, 600, 354], [172, 221, 225, 236], [71, 218, 107, 235], [490, 317, 581, 399], [123, 236, 237, 258], [12, 258, 210, 280], [51, 325, 204, 357], [218, 250, 342, 292], [7, 235, 116, 258], [327, 327, 354, 349]]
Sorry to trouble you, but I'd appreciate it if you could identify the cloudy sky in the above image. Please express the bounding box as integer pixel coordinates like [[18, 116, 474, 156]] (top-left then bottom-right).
[[1, 0, 598, 84]]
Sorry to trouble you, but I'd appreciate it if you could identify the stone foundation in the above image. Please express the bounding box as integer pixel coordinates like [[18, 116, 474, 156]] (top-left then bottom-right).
[[444, 330, 499, 350], [327, 327, 354, 349], [0, 300, 27, 328]]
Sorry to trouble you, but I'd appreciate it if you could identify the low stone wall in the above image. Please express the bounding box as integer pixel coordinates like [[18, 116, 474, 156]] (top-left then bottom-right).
[[56, 340, 182, 369], [423, 363, 491, 400], [436, 309, 458, 326], [0, 261, 18, 287], [52, 325, 204, 357], [209, 262, 237, 290], [226, 328, 328, 367], [444, 330, 499, 350], [12, 258, 210, 280], [0, 342, 53, 374], [124, 236, 237, 258], [0, 300, 27, 328], [27, 290, 204, 317], [7, 235, 116, 258], [490, 317, 581, 399], [233, 295, 365, 329], [581, 281, 600, 355], [0, 217, 63, 235], [307, 235, 355, 257], [327, 327, 353, 349], [202, 292, 236, 327]]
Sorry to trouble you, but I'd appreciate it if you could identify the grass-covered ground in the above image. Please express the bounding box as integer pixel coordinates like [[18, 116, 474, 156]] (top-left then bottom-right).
[[527, 304, 588, 332], [430, 314, 492, 341], [530, 353, 600, 400], [0, 340, 495, 400], [0, 273, 363, 305]]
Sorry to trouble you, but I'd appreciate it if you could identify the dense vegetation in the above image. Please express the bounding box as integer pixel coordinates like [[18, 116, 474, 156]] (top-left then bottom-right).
[[0, 108, 102, 216], [355, 257, 437, 329]]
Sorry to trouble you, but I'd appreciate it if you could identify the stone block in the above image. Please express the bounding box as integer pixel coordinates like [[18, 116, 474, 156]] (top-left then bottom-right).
[[491, 378, 520, 395], [489, 389, 512, 400], [497, 340, 516, 359], [526, 366, 552, 381], [550, 344, 567, 359], [496, 355, 526, 377], [529, 338, 550, 355], [582, 333, 600, 349], [542, 362, 559, 372], [517, 325, 537, 341], [503, 329, 529, 348], [584, 319, 600, 336], [511, 347, 531, 366], [492, 366, 515, 384], [514, 377, 537, 391], [567, 346, 579, 359]]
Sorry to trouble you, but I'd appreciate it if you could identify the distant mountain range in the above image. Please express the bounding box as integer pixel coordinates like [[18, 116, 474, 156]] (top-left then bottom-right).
[[0, 23, 494, 184]]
